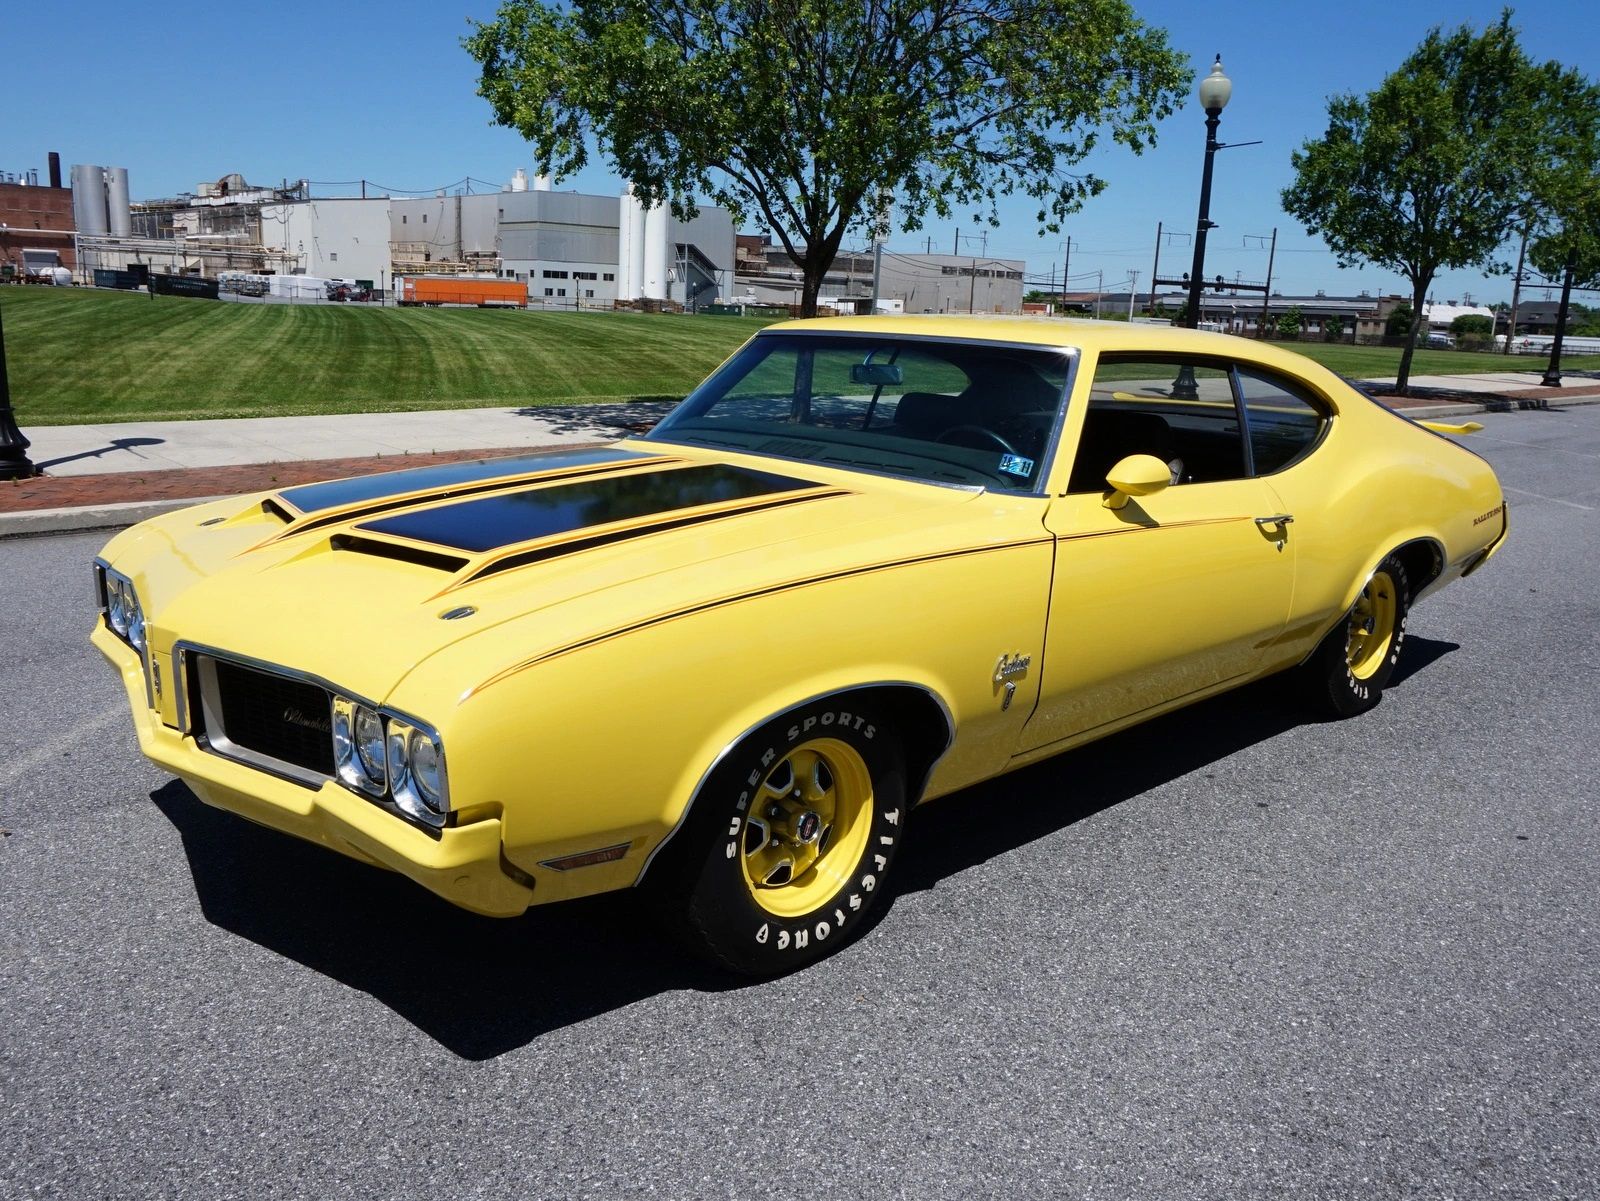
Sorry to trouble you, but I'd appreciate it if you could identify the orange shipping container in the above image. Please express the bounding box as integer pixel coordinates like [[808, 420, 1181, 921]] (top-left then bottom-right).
[[399, 277, 527, 308]]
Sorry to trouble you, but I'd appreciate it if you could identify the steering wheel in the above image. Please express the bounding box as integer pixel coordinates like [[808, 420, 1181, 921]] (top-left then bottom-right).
[[935, 424, 1021, 457]]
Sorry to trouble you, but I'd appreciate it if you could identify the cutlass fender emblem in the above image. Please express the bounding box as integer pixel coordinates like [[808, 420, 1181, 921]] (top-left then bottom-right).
[[995, 653, 1031, 712], [994, 653, 1031, 683]]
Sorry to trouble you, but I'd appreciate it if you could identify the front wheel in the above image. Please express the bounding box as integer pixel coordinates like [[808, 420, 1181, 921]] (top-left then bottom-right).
[[1299, 553, 1411, 719], [663, 700, 906, 976]]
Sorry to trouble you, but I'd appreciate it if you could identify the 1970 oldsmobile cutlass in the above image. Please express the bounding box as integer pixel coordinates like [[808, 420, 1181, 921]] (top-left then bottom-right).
[[94, 318, 1508, 974]]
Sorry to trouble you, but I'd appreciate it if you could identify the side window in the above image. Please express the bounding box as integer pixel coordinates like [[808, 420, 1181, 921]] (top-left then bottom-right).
[[1236, 368, 1328, 474], [1070, 357, 1246, 493]]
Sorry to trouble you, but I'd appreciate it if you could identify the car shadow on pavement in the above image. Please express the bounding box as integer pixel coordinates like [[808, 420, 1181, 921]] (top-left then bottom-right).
[[150, 780, 735, 1061], [894, 638, 1460, 894], [150, 638, 1460, 1060]]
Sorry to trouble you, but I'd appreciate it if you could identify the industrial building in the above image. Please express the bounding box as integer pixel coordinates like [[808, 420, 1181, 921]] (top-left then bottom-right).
[[1048, 287, 1408, 341], [733, 236, 1026, 314], [0, 153, 75, 278], [57, 164, 736, 307]]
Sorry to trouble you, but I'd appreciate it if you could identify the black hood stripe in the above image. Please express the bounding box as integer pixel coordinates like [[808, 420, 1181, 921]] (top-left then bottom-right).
[[355, 464, 819, 554], [276, 446, 656, 515], [460, 489, 846, 584], [273, 456, 678, 541]]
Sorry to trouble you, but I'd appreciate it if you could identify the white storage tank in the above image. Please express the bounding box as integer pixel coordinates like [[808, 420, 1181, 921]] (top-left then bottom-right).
[[616, 186, 637, 301], [642, 201, 669, 300], [105, 167, 132, 237], [71, 164, 109, 236]]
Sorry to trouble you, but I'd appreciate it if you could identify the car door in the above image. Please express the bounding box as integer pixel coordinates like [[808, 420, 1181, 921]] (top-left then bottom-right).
[[1020, 356, 1297, 753]]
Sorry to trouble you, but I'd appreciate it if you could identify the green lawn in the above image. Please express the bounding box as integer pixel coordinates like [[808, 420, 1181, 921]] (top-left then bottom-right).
[[3, 286, 1594, 426], [2, 287, 773, 425], [1270, 340, 1600, 380]]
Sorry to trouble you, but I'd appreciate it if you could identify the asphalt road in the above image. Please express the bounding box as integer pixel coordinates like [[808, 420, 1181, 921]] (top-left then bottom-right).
[[3, 404, 1597, 1200]]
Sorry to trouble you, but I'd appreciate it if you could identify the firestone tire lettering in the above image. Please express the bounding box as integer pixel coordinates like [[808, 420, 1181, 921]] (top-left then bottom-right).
[[672, 699, 907, 976]]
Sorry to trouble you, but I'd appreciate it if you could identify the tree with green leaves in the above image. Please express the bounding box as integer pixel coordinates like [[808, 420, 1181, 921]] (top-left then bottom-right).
[[1275, 305, 1303, 340], [1282, 12, 1545, 392], [1384, 304, 1414, 340], [1523, 64, 1600, 385], [465, 0, 1188, 316]]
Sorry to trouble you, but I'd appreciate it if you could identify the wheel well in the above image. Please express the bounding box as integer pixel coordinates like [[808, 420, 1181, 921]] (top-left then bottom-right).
[[1392, 538, 1444, 596], [634, 683, 954, 890], [848, 684, 953, 804]]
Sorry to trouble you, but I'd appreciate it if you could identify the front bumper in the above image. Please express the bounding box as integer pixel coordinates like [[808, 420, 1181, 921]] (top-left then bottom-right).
[[94, 623, 535, 917]]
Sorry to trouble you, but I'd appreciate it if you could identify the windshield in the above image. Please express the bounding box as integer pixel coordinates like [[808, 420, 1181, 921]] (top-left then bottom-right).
[[646, 333, 1072, 491]]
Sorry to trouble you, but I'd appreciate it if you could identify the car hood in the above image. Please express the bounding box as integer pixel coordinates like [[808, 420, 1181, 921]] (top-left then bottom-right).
[[126, 443, 997, 704]]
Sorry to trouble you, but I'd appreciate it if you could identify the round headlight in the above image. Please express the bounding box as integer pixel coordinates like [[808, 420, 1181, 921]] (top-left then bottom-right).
[[126, 596, 146, 652], [409, 730, 443, 809], [107, 577, 130, 636], [354, 706, 386, 782], [332, 696, 386, 795]]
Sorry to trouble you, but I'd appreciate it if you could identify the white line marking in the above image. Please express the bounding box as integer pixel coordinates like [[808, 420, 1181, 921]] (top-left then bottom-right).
[[0, 706, 128, 792], [1502, 485, 1596, 512]]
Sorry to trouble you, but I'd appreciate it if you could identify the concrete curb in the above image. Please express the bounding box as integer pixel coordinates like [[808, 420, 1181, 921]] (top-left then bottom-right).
[[0, 495, 226, 540]]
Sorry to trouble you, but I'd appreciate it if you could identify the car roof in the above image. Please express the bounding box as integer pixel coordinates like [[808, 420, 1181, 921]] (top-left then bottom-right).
[[765, 315, 1279, 354]]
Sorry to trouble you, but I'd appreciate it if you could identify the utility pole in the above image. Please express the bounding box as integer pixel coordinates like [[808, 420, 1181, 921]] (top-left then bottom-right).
[[869, 240, 883, 316], [969, 255, 979, 313], [1128, 270, 1139, 320], [1095, 269, 1102, 320], [1063, 237, 1072, 299], [1504, 219, 1529, 355], [953, 228, 960, 256], [1259, 227, 1277, 339], [1149, 222, 1164, 318]]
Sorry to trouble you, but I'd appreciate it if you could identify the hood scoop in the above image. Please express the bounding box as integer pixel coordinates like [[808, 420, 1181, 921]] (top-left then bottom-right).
[[329, 534, 470, 573]]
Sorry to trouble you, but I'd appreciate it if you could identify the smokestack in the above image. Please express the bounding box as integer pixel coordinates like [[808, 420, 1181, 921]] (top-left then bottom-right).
[[48, 152, 61, 189]]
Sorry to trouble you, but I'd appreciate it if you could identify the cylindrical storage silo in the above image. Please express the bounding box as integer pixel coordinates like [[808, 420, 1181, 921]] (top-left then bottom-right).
[[642, 202, 668, 300], [532, 174, 551, 192], [105, 167, 132, 236], [71, 164, 109, 235], [616, 187, 637, 300], [627, 189, 647, 300]]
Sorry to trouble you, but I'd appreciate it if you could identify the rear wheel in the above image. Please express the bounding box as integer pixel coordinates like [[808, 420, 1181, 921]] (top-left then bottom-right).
[[662, 700, 906, 976], [1300, 553, 1411, 718]]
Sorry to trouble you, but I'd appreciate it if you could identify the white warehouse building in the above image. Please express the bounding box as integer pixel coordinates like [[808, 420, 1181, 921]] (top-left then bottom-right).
[[260, 197, 393, 287], [262, 182, 736, 307]]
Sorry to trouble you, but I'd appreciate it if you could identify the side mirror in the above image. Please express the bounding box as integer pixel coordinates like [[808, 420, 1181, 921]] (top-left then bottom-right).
[[1103, 453, 1172, 510]]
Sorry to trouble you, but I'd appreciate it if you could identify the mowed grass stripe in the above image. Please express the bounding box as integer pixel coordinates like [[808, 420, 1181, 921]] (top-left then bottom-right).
[[5, 287, 1594, 426], [4, 288, 772, 424]]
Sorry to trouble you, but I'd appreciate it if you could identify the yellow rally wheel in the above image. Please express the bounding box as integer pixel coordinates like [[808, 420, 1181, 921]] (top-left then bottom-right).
[[1346, 569, 1399, 681], [739, 737, 874, 919]]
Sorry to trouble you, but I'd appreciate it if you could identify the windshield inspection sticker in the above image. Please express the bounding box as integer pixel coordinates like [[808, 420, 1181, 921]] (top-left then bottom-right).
[[998, 454, 1035, 478]]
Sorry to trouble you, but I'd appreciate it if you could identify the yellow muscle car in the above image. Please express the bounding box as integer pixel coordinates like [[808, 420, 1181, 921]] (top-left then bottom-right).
[[93, 318, 1508, 974]]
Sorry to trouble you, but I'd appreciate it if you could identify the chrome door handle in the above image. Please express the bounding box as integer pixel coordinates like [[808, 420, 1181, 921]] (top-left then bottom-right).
[[1254, 514, 1294, 526]]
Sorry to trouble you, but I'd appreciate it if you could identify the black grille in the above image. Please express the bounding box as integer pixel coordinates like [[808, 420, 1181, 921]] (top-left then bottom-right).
[[210, 659, 335, 776]]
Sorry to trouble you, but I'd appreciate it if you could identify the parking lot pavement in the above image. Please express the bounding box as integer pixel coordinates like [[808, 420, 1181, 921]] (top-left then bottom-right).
[[2, 405, 1597, 1199]]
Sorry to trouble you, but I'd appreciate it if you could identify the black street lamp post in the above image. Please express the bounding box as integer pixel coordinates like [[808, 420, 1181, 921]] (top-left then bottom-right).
[[0, 298, 39, 481], [1183, 55, 1233, 331]]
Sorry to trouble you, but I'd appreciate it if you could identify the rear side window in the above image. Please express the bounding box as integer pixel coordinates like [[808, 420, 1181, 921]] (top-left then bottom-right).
[[1235, 368, 1329, 474]]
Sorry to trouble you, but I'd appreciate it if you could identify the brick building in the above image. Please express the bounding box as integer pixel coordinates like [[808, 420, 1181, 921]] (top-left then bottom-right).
[[0, 174, 75, 276]]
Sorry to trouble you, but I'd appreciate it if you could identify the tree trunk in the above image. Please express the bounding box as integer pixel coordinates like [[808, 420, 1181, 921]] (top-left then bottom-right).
[[799, 258, 825, 318], [1395, 278, 1431, 395], [1540, 251, 1577, 389]]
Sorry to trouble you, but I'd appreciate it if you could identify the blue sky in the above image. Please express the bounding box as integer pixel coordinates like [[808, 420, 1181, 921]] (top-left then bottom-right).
[[7, 0, 1595, 304]]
